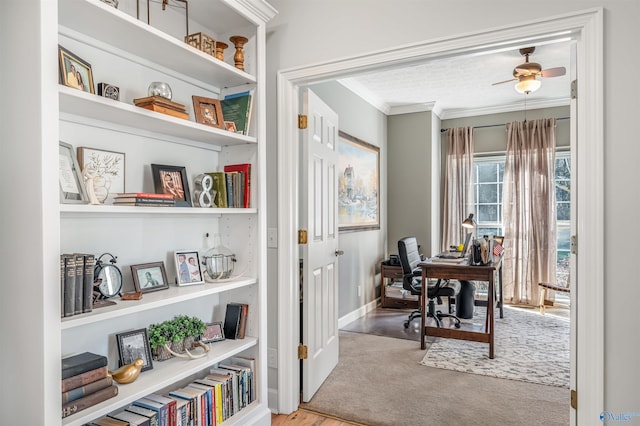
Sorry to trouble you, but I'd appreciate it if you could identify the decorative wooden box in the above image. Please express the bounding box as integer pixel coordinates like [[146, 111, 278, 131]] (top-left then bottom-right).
[[185, 32, 216, 57]]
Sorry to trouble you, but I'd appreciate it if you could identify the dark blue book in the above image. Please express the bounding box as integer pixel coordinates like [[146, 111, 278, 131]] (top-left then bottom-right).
[[61, 352, 108, 379]]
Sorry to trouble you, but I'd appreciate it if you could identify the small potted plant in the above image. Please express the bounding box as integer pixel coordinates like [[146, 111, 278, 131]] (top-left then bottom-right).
[[148, 321, 172, 361], [148, 315, 209, 361]]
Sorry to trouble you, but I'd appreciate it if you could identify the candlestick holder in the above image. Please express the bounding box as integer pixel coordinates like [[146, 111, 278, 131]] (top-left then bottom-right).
[[229, 35, 248, 71], [215, 41, 228, 62]]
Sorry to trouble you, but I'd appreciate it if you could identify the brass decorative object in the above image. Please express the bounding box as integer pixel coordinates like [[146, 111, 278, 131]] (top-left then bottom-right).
[[108, 358, 144, 384], [215, 41, 228, 61], [185, 32, 215, 57], [229, 35, 248, 71]]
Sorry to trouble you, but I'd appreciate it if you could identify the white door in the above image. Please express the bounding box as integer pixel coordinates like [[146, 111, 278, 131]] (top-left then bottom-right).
[[300, 88, 340, 401]]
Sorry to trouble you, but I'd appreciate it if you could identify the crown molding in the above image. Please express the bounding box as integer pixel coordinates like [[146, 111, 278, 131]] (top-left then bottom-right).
[[337, 79, 390, 115], [439, 97, 571, 119]]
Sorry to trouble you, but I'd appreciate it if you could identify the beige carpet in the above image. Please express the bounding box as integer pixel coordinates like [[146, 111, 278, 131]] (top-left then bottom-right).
[[302, 331, 569, 426]]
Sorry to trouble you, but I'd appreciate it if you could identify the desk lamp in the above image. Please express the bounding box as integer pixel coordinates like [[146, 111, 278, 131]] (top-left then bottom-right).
[[462, 213, 476, 232]]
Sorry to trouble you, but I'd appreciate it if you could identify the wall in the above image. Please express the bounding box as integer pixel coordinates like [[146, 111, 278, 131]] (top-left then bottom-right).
[[308, 81, 388, 317], [265, 0, 640, 417]]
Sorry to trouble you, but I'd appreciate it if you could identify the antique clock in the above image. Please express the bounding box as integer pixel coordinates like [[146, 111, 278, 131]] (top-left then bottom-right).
[[93, 253, 123, 299]]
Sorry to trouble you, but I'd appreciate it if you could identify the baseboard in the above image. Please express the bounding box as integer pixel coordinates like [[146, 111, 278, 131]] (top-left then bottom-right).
[[338, 299, 378, 329], [268, 387, 279, 413]]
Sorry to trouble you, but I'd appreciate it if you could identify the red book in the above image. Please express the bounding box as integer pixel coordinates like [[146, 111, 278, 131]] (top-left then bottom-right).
[[223, 163, 251, 208], [115, 192, 174, 199]]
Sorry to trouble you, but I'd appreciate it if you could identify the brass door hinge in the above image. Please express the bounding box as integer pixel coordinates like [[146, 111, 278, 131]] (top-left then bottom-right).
[[298, 229, 308, 244], [570, 235, 577, 255], [570, 389, 577, 409], [298, 114, 308, 129], [571, 80, 577, 100], [298, 344, 308, 360]]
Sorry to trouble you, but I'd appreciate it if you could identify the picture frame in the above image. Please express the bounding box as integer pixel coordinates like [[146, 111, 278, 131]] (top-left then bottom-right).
[[224, 121, 237, 133], [174, 250, 204, 286], [115, 328, 153, 372], [151, 164, 191, 207], [59, 141, 89, 204], [77, 147, 126, 204], [58, 45, 95, 94], [131, 262, 169, 293], [192, 96, 224, 129], [338, 131, 380, 231], [201, 322, 225, 343]]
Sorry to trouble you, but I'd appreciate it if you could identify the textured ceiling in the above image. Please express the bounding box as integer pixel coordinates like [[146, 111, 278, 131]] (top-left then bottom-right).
[[338, 40, 573, 118]]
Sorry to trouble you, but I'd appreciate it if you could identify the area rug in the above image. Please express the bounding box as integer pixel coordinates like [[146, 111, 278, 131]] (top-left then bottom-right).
[[420, 306, 570, 388]]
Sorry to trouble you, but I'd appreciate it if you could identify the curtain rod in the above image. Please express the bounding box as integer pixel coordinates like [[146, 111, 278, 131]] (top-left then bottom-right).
[[440, 116, 570, 133]]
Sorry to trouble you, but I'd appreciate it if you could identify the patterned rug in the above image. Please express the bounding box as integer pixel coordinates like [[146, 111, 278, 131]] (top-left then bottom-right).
[[420, 305, 570, 388]]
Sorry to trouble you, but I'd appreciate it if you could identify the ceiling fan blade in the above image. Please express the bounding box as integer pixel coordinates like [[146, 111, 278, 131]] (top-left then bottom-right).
[[492, 78, 517, 86], [540, 67, 566, 78]]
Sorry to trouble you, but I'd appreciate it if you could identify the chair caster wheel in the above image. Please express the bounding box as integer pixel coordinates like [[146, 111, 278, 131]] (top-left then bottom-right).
[[455, 322, 461, 329], [404, 321, 410, 329]]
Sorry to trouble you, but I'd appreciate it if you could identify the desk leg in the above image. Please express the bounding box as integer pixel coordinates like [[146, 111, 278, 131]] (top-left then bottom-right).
[[498, 264, 504, 319], [488, 275, 495, 359], [421, 270, 427, 350]]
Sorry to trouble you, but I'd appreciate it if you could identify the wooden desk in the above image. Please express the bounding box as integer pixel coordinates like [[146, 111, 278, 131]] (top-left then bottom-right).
[[380, 263, 420, 309], [417, 257, 503, 358]]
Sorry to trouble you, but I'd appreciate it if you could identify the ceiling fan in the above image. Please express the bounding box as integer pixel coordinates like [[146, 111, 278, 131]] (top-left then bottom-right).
[[492, 47, 566, 94]]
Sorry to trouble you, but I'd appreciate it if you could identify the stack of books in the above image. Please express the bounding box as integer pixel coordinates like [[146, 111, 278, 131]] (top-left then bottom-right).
[[61, 352, 118, 418], [113, 192, 176, 207], [133, 96, 189, 120], [60, 253, 95, 318]]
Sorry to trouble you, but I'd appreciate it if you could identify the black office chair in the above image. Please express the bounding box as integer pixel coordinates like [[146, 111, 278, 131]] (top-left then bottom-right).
[[398, 237, 461, 329]]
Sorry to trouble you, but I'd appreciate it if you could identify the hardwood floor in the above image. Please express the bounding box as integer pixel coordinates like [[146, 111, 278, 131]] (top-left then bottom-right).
[[271, 408, 364, 425]]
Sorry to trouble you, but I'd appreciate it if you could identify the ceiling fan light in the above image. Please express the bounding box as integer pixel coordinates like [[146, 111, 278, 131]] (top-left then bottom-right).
[[515, 77, 541, 94]]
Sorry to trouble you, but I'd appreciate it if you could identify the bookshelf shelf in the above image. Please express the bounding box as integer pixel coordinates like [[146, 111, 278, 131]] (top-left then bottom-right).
[[60, 204, 258, 215], [62, 337, 258, 426]]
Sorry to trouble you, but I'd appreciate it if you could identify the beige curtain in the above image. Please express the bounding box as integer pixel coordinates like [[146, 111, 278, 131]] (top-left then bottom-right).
[[503, 118, 557, 306], [441, 127, 474, 252]]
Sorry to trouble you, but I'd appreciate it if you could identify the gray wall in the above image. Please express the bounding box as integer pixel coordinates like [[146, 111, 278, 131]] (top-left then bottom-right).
[[309, 82, 388, 317], [266, 0, 640, 413]]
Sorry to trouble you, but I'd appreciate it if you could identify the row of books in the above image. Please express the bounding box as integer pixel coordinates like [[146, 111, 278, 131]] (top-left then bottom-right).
[[60, 253, 95, 318], [62, 352, 118, 418], [113, 192, 176, 207], [207, 163, 251, 208], [84, 356, 255, 426]]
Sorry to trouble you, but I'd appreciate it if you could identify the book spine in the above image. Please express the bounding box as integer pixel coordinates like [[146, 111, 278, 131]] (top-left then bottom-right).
[[62, 353, 108, 379], [61, 365, 108, 392], [61, 384, 118, 418], [60, 255, 65, 318], [116, 193, 174, 199], [63, 254, 76, 317], [114, 197, 176, 204], [225, 172, 234, 208], [222, 164, 251, 208], [61, 375, 113, 404], [82, 254, 95, 313], [237, 304, 248, 339], [73, 254, 85, 315]]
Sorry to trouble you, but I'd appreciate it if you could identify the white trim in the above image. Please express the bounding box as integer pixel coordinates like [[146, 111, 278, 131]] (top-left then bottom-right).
[[337, 79, 391, 115], [337, 299, 379, 329], [277, 9, 603, 423], [440, 97, 571, 119]]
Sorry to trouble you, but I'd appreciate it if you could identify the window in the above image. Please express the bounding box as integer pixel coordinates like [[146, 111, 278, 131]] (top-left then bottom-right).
[[472, 151, 570, 286]]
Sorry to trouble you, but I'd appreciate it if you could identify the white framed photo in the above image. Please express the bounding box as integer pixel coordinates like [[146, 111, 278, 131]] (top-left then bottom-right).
[[174, 250, 204, 286]]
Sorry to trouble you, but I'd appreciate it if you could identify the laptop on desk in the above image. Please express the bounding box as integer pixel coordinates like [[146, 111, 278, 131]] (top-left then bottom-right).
[[437, 232, 472, 259]]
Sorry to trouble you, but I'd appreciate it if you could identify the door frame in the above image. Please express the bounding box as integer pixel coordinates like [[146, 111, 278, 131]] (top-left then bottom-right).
[[276, 8, 603, 423]]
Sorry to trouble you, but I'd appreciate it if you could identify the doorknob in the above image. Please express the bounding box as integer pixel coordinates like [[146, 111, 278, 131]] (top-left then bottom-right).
[[335, 249, 344, 256]]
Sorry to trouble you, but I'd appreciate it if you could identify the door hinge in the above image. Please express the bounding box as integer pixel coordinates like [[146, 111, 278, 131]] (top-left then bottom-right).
[[570, 389, 577, 409], [298, 229, 308, 244], [571, 80, 577, 100], [298, 114, 308, 129], [298, 344, 308, 360], [570, 235, 577, 255]]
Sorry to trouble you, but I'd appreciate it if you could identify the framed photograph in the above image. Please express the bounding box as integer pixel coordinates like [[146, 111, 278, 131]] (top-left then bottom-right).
[[224, 121, 237, 133], [77, 147, 125, 203], [174, 250, 204, 286], [192, 96, 224, 129], [59, 141, 89, 204], [338, 131, 380, 231], [201, 322, 225, 343], [115, 328, 153, 372], [131, 262, 169, 293], [58, 45, 95, 94], [151, 164, 191, 207]]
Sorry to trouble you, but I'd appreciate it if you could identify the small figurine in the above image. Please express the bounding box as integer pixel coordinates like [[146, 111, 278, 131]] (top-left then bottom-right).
[[108, 358, 144, 384]]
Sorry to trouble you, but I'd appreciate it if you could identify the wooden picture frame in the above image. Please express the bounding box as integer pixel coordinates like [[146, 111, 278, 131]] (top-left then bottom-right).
[[151, 164, 191, 207], [192, 96, 224, 129], [58, 45, 95, 94], [224, 121, 237, 133], [131, 262, 169, 293], [59, 141, 89, 204], [77, 147, 125, 203], [174, 250, 204, 286], [115, 328, 153, 372], [338, 131, 381, 232], [201, 322, 225, 343]]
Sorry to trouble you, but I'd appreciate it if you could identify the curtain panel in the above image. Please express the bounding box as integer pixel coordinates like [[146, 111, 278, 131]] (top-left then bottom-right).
[[503, 118, 557, 306], [442, 127, 474, 252]]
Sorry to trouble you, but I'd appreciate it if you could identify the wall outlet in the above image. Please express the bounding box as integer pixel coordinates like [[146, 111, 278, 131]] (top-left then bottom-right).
[[268, 347, 277, 368], [267, 227, 277, 248]]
